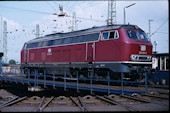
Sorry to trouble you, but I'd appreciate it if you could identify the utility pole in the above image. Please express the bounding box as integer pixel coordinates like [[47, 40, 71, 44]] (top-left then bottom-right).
[[36, 24, 40, 38], [3, 21, 7, 64], [148, 19, 153, 40], [107, 0, 116, 25]]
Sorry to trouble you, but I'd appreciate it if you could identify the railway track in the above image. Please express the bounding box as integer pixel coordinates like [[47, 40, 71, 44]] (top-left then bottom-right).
[[0, 91, 169, 112]]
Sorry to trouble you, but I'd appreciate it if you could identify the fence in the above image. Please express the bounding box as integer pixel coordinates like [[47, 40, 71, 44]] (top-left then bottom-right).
[[0, 67, 148, 95]]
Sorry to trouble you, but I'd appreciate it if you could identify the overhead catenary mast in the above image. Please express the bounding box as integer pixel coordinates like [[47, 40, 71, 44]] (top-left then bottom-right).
[[3, 21, 7, 64], [72, 12, 76, 31], [107, 0, 116, 25], [35, 24, 40, 38], [58, 4, 66, 17]]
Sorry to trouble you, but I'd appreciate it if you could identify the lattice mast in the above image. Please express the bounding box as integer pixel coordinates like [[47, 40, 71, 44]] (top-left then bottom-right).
[[107, 0, 116, 25], [36, 24, 40, 38], [3, 21, 7, 64], [72, 12, 76, 31]]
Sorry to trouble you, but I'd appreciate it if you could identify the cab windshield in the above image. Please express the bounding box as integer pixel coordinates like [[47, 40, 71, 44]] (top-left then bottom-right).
[[139, 32, 150, 41], [126, 30, 150, 41]]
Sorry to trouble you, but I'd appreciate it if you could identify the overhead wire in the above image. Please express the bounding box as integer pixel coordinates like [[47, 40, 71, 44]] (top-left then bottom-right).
[[74, 1, 106, 12], [73, 1, 95, 11], [46, 1, 58, 12], [150, 18, 169, 38], [6, 15, 54, 36], [156, 32, 168, 34], [1, 1, 107, 38], [0, 2, 106, 25], [65, 1, 107, 24], [0, 5, 52, 15], [75, 16, 105, 22], [53, 0, 59, 8], [43, 1, 105, 31], [65, 1, 81, 11], [63, 1, 73, 11]]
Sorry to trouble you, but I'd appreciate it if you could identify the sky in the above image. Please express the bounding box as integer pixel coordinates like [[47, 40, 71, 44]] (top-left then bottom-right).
[[0, 0, 169, 63]]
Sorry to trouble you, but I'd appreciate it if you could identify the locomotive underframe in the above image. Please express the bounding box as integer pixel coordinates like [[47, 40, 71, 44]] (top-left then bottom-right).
[[21, 61, 152, 81]]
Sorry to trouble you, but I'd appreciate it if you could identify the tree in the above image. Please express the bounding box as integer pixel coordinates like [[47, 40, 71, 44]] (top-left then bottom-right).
[[9, 59, 16, 64]]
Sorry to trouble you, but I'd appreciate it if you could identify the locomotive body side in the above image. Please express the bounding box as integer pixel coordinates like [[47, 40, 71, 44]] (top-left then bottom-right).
[[20, 25, 153, 79]]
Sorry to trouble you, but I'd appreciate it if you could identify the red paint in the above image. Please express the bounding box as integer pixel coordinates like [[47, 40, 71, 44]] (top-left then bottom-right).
[[21, 27, 152, 64]]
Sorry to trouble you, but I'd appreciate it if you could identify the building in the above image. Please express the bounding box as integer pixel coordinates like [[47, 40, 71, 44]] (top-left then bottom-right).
[[152, 53, 169, 71], [151, 52, 169, 85]]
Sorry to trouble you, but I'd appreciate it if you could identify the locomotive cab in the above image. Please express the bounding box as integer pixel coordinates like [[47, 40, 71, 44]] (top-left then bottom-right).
[[121, 25, 153, 80]]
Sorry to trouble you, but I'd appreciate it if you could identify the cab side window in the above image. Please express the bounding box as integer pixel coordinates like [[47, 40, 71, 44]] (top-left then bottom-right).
[[103, 32, 109, 40], [102, 30, 119, 40], [109, 31, 119, 39]]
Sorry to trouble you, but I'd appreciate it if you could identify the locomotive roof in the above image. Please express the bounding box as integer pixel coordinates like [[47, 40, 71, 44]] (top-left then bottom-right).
[[27, 24, 143, 43]]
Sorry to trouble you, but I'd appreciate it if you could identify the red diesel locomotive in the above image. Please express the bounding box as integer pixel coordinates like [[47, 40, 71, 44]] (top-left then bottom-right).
[[21, 24, 153, 80]]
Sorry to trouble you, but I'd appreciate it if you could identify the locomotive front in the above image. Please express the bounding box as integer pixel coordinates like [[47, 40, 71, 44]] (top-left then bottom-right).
[[119, 25, 153, 80]]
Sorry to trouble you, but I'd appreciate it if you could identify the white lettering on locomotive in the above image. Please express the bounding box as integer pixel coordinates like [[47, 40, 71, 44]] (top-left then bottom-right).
[[47, 48, 52, 55], [139, 51, 147, 54]]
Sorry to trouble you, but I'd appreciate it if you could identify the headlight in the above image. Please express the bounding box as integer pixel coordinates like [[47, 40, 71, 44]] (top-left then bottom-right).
[[131, 55, 138, 61], [147, 56, 152, 61], [131, 55, 152, 61]]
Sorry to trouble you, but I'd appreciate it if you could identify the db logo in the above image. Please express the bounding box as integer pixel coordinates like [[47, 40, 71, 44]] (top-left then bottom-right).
[[47, 48, 52, 55], [140, 45, 146, 51]]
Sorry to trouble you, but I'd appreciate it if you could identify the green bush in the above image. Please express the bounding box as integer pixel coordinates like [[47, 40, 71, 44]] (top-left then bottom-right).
[[9, 59, 16, 64]]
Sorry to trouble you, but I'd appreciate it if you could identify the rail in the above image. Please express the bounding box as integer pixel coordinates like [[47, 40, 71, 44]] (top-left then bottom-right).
[[0, 94, 169, 112], [39, 96, 54, 112], [35, 96, 45, 112], [103, 95, 139, 111], [70, 96, 85, 111], [0, 96, 27, 109], [78, 96, 90, 112]]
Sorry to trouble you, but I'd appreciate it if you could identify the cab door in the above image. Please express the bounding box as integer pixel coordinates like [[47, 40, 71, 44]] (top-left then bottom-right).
[[86, 42, 95, 63], [23, 44, 29, 63], [24, 49, 28, 63]]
